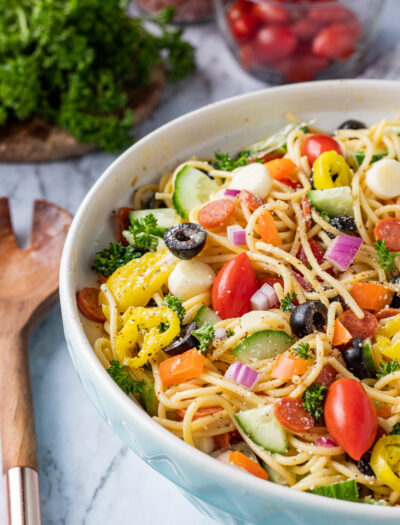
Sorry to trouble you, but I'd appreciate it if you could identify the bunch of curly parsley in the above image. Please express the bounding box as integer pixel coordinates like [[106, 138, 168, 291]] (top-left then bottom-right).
[[0, 2, 194, 151]]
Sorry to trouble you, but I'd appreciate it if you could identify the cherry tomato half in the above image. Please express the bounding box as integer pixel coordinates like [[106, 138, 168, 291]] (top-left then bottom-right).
[[274, 398, 315, 432], [312, 24, 361, 60], [374, 217, 400, 251], [301, 134, 342, 166], [254, 26, 297, 63], [324, 378, 378, 460], [231, 14, 260, 43], [212, 252, 258, 319]]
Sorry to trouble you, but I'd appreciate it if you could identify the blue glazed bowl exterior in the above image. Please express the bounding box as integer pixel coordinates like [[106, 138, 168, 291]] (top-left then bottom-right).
[[60, 80, 400, 525]]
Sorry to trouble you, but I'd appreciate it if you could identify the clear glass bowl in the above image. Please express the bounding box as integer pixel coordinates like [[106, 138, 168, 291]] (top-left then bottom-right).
[[214, 0, 387, 83], [136, 0, 215, 23]]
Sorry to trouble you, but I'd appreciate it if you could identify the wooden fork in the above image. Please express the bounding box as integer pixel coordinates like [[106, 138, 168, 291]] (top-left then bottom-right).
[[0, 198, 72, 525]]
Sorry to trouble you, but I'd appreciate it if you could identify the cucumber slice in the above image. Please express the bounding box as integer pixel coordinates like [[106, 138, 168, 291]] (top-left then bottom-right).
[[262, 462, 289, 486], [362, 340, 377, 378], [129, 208, 179, 232], [354, 149, 387, 166], [307, 187, 354, 218], [172, 165, 219, 219], [143, 384, 158, 417], [194, 305, 221, 327], [235, 405, 289, 454], [233, 330, 295, 364], [309, 480, 358, 501]]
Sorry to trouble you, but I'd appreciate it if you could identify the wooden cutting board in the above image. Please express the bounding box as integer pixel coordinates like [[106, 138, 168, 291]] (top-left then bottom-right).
[[0, 67, 165, 163]]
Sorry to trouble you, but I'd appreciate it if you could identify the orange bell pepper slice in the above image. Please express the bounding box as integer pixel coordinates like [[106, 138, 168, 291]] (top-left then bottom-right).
[[265, 158, 297, 181], [349, 283, 393, 312], [258, 210, 282, 246], [332, 319, 352, 347], [159, 349, 205, 388], [228, 451, 269, 480], [271, 353, 312, 379]]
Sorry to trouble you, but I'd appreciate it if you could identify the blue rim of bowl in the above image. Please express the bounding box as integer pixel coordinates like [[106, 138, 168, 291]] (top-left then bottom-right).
[[60, 79, 400, 518]]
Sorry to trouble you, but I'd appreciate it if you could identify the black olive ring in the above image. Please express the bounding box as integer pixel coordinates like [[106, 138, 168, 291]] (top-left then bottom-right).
[[290, 301, 328, 338], [164, 223, 207, 260]]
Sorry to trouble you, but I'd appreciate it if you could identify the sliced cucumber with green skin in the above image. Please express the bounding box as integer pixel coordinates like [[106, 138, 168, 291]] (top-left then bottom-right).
[[194, 305, 221, 327], [143, 384, 158, 417], [362, 340, 377, 378], [307, 187, 354, 218], [172, 165, 219, 219], [235, 405, 289, 454], [129, 208, 179, 232], [262, 462, 289, 486], [233, 330, 295, 364], [309, 480, 359, 501]]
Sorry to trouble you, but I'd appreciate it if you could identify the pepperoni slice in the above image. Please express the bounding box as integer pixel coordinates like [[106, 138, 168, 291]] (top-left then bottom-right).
[[176, 406, 222, 421], [274, 398, 315, 432], [117, 206, 134, 245], [77, 287, 106, 322], [337, 310, 378, 340], [198, 199, 235, 230], [314, 364, 337, 388], [375, 308, 400, 320], [239, 189, 264, 211], [374, 217, 400, 251]]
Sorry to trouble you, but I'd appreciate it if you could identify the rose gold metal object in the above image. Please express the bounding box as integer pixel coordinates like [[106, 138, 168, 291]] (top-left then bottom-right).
[[4, 468, 41, 525]]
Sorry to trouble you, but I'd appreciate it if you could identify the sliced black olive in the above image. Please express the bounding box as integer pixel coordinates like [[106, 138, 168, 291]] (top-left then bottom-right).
[[289, 301, 328, 338], [390, 275, 400, 308], [338, 119, 367, 130], [164, 322, 198, 355], [164, 223, 207, 260], [329, 216, 357, 232], [357, 449, 374, 476], [342, 337, 369, 379]]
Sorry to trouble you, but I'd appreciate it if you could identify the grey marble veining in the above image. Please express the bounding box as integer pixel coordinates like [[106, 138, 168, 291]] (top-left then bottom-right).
[[0, 2, 400, 523]]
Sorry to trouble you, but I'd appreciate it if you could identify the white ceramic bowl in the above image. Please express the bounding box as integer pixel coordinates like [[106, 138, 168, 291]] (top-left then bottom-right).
[[60, 80, 400, 525]]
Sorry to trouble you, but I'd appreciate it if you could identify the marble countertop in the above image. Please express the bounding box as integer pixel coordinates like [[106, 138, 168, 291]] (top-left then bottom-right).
[[1, 2, 400, 523]]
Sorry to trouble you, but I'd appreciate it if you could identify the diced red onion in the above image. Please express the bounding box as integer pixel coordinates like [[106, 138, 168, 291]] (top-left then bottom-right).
[[227, 225, 246, 246], [214, 327, 227, 340], [315, 437, 337, 447], [224, 189, 241, 197], [325, 235, 363, 271], [225, 361, 260, 390], [250, 283, 278, 311], [216, 450, 231, 464]]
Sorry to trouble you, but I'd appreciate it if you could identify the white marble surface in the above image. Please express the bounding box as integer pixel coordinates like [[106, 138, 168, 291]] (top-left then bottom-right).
[[1, 2, 400, 523]]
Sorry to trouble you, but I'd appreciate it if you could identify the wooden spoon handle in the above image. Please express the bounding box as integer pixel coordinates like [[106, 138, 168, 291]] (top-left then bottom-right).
[[0, 330, 38, 473]]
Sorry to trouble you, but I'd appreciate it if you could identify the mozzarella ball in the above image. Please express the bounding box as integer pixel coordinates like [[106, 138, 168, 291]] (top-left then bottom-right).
[[168, 260, 216, 301], [365, 158, 400, 199], [229, 163, 272, 199]]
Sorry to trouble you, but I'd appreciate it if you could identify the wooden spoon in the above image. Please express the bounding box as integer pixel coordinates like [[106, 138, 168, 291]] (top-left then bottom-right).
[[0, 198, 72, 524]]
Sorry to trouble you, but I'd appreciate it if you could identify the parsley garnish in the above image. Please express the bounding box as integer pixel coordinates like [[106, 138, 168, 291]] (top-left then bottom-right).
[[303, 383, 327, 423], [226, 329, 235, 338], [281, 292, 297, 313], [0, 4, 194, 152], [108, 360, 147, 396], [293, 342, 314, 360], [92, 242, 141, 277], [128, 213, 164, 252], [213, 151, 250, 171], [192, 321, 215, 354], [376, 359, 400, 379], [374, 239, 400, 272], [158, 321, 170, 333], [163, 294, 186, 322], [390, 423, 400, 435]]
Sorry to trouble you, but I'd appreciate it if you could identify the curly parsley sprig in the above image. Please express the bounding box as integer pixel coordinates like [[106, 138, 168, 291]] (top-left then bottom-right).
[[92, 242, 141, 277], [192, 321, 215, 354], [108, 360, 147, 396], [163, 294, 186, 322], [128, 213, 164, 252], [374, 239, 400, 272], [281, 292, 297, 313], [303, 383, 327, 423], [376, 359, 400, 379], [293, 343, 314, 360]]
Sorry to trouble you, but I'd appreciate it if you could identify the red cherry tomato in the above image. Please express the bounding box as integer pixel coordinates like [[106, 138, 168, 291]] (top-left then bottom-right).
[[251, 3, 289, 24], [314, 364, 337, 388], [254, 26, 297, 63], [291, 18, 321, 42], [231, 14, 260, 42], [274, 398, 315, 432], [239, 43, 260, 68], [324, 378, 378, 460], [312, 24, 361, 60], [337, 310, 378, 340], [308, 6, 356, 24], [301, 134, 342, 166], [297, 238, 325, 266], [374, 217, 400, 251], [227, 0, 251, 23], [276, 51, 328, 82], [212, 253, 258, 319]]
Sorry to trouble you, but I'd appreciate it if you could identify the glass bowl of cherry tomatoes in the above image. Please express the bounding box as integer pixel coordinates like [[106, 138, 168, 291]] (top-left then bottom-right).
[[214, 0, 387, 83]]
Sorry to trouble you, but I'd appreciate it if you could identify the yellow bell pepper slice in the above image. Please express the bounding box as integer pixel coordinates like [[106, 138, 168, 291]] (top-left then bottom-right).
[[379, 339, 400, 360], [371, 435, 400, 493], [312, 151, 352, 190], [377, 314, 400, 339], [116, 306, 180, 368], [104, 249, 177, 312]]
